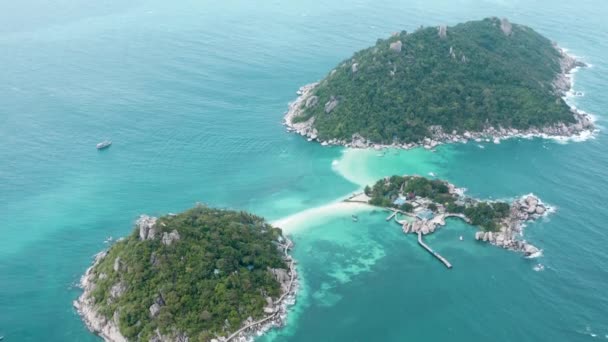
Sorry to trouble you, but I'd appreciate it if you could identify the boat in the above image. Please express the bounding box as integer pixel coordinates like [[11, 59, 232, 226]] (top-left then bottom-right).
[[96, 140, 112, 150], [352, 214, 359, 222], [459, 236, 463, 241]]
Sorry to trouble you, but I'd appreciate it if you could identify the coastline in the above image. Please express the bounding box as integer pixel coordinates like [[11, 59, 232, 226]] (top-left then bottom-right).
[[74, 219, 299, 342], [360, 176, 553, 257], [73, 250, 128, 342], [220, 237, 298, 342], [283, 47, 596, 150]]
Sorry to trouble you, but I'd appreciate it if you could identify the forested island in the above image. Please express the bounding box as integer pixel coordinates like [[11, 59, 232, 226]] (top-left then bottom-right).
[[74, 206, 297, 342], [357, 175, 550, 256], [285, 18, 593, 148]]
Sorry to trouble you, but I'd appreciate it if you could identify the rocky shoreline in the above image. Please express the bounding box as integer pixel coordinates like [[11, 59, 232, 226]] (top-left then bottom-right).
[[74, 249, 128, 342], [74, 216, 298, 342], [473, 194, 550, 257], [283, 48, 595, 150], [217, 239, 298, 342], [364, 175, 552, 257]]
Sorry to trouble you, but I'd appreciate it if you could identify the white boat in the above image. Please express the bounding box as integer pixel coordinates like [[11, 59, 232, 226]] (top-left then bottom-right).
[[96, 140, 112, 149]]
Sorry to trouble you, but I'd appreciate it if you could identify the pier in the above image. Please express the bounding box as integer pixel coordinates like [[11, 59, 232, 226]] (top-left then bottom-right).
[[417, 232, 452, 269], [386, 210, 397, 221], [445, 213, 471, 223]]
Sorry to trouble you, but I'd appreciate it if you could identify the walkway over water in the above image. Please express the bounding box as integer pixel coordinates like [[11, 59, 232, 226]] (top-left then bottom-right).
[[417, 232, 452, 269]]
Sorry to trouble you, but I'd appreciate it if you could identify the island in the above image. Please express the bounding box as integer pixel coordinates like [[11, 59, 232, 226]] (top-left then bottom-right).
[[285, 18, 593, 148], [74, 205, 297, 342], [348, 175, 550, 257]]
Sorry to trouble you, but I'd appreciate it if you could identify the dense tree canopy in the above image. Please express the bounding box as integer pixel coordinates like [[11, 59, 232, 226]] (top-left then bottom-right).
[[296, 18, 574, 143], [366, 175, 510, 231], [89, 206, 287, 341]]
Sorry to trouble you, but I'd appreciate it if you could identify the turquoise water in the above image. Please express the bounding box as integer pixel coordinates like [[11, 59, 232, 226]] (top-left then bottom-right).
[[1, 0, 607, 340]]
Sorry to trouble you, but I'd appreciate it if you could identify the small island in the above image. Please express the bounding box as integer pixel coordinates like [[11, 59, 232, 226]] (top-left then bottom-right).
[[285, 18, 593, 148], [349, 175, 550, 257], [74, 206, 297, 342]]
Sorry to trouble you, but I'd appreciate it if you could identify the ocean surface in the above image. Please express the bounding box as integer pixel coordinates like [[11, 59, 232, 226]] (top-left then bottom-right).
[[1, 0, 607, 341]]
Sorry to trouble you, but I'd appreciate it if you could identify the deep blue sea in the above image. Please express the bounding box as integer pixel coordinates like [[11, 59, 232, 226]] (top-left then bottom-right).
[[1, 0, 607, 341]]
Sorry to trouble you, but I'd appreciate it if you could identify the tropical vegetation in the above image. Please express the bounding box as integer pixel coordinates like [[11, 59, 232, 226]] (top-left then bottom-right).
[[295, 18, 574, 143], [88, 206, 287, 341]]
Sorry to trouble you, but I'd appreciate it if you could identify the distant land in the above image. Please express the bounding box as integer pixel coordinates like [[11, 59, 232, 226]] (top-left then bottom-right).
[[285, 17, 594, 149], [74, 206, 297, 342]]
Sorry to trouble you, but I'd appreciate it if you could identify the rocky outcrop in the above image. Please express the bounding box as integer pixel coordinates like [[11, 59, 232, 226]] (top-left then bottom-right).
[[161, 229, 180, 246], [324, 96, 339, 114], [74, 251, 128, 342], [109, 281, 127, 300], [474, 194, 549, 256], [113, 257, 122, 273], [150, 329, 189, 342], [500, 18, 512, 36], [553, 46, 587, 95], [305, 95, 318, 108], [389, 40, 402, 52], [438, 25, 447, 38], [138, 215, 157, 240], [351, 62, 358, 73]]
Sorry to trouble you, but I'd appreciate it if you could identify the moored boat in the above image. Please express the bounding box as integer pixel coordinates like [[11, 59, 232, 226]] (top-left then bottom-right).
[[96, 140, 112, 150]]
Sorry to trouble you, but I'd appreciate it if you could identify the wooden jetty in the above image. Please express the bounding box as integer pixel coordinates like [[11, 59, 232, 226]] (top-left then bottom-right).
[[417, 232, 452, 269]]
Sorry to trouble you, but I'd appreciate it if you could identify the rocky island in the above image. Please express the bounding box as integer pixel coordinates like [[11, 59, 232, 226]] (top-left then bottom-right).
[[74, 206, 297, 342], [357, 175, 550, 256], [285, 18, 594, 149]]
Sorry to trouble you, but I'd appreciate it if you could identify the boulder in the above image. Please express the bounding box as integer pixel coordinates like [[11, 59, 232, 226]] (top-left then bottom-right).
[[351, 63, 358, 73], [526, 205, 537, 214], [495, 233, 505, 246], [389, 40, 402, 52], [535, 205, 546, 215], [525, 195, 539, 207], [524, 244, 540, 256], [475, 231, 484, 240], [149, 303, 161, 318], [269, 268, 290, 289]]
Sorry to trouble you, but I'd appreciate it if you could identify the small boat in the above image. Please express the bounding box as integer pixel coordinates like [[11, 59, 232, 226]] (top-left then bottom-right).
[[351, 215, 359, 222], [459, 235, 463, 241], [96, 140, 112, 150]]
